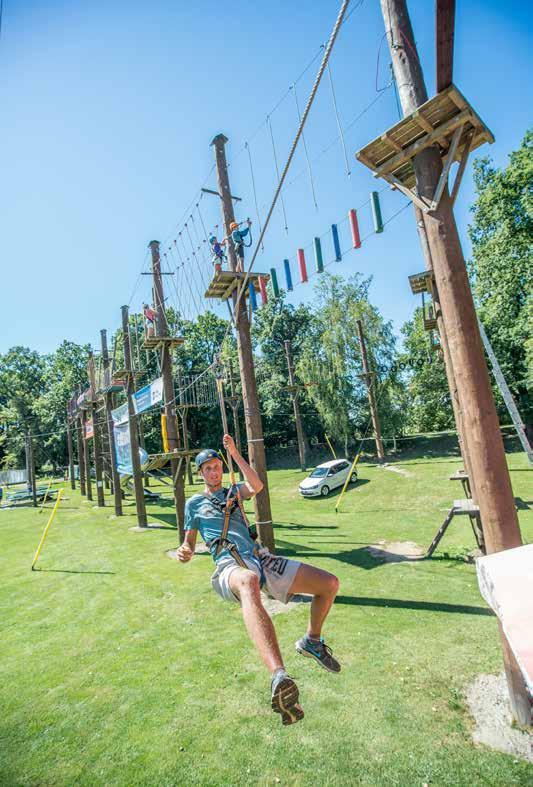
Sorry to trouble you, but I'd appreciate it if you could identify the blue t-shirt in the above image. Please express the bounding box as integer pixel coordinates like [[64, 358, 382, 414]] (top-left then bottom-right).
[[184, 484, 256, 564]]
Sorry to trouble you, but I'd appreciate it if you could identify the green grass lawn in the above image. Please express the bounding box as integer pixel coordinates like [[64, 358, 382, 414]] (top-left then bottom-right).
[[1, 442, 532, 786]]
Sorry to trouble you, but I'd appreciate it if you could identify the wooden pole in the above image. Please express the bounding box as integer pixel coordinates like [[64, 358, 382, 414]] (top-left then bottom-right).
[[148, 241, 186, 539], [414, 206, 477, 501], [76, 411, 87, 496], [381, 0, 527, 725], [88, 353, 105, 507], [25, 431, 31, 492], [66, 416, 76, 490], [355, 320, 385, 462], [82, 409, 93, 501], [284, 340, 308, 471], [121, 305, 147, 528], [101, 329, 123, 516], [211, 133, 275, 551], [28, 433, 37, 507], [176, 367, 194, 486]]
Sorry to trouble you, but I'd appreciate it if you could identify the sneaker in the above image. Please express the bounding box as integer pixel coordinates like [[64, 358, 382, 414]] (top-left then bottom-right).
[[271, 669, 304, 726], [295, 636, 341, 673]]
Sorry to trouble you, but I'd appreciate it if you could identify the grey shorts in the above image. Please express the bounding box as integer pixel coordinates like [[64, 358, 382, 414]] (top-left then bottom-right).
[[211, 548, 301, 604]]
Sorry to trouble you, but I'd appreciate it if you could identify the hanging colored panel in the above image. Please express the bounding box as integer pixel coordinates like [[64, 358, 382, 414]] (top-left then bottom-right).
[[349, 209, 361, 249], [314, 237, 324, 273], [248, 281, 257, 311], [297, 249, 308, 283], [270, 268, 280, 297], [371, 191, 384, 233], [258, 276, 268, 304], [283, 259, 293, 291], [331, 224, 342, 261]]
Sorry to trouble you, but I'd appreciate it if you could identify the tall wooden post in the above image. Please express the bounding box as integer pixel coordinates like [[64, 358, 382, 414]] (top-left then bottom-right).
[[66, 416, 76, 490], [82, 409, 93, 501], [101, 329, 123, 516], [284, 340, 308, 471], [25, 431, 31, 491], [76, 411, 87, 496], [381, 0, 526, 724], [148, 241, 186, 538], [122, 305, 147, 528], [355, 320, 385, 462], [414, 206, 477, 500], [176, 368, 194, 486], [27, 432, 37, 507], [211, 133, 275, 552], [88, 353, 105, 507]]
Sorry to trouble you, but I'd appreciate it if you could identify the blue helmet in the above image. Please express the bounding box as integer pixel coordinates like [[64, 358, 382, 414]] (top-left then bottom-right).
[[195, 448, 222, 470]]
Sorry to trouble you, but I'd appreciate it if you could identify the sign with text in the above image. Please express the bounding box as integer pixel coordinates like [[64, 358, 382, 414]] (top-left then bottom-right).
[[133, 377, 163, 415]]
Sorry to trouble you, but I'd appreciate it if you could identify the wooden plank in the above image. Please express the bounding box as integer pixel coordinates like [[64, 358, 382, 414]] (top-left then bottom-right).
[[430, 123, 464, 209], [381, 171, 432, 212], [436, 0, 456, 92], [382, 131, 403, 153], [450, 130, 474, 205], [374, 108, 472, 177]]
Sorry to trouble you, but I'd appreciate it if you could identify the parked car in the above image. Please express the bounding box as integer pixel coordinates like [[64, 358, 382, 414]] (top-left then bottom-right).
[[298, 459, 357, 498]]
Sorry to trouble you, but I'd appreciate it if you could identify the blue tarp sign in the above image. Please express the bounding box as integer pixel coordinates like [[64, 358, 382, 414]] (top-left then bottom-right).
[[133, 377, 163, 415], [111, 402, 132, 474]]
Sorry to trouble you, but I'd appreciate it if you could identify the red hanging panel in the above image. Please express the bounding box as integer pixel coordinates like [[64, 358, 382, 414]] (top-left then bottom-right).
[[297, 248, 308, 283], [258, 275, 268, 304], [349, 208, 361, 249]]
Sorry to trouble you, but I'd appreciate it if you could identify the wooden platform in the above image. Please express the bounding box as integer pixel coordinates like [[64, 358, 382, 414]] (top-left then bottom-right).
[[204, 270, 269, 301], [408, 271, 434, 295], [356, 84, 494, 212], [141, 335, 184, 351], [423, 317, 438, 331]]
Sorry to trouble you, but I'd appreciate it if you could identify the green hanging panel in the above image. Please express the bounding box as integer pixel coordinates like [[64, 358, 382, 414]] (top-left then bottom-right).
[[370, 191, 384, 233], [270, 267, 280, 297], [314, 237, 324, 273]]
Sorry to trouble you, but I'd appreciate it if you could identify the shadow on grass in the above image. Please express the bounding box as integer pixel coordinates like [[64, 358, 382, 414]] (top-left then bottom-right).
[[514, 498, 532, 510], [334, 594, 492, 616], [274, 522, 340, 531]]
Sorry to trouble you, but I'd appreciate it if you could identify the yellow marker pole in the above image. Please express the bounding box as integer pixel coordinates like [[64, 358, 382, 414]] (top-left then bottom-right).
[[161, 413, 169, 453], [31, 488, 63, 570], [335, 453, 360, 514], [38, 478, 53, 513], [324, 433, 337, 459]]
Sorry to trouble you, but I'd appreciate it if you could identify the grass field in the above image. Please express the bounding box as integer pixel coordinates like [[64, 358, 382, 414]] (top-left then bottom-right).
[[1, 439, 532, 786]]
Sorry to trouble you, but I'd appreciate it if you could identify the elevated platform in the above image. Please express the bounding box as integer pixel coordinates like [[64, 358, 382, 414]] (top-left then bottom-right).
[[141, 335, 184, 351], [408, 270, 435, 295], [423, 317, 438, 331], [205, 270, 269, 301], [356, 84, 494, 212]]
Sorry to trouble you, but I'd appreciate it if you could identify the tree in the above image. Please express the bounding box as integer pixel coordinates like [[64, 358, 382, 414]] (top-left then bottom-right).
[[399, 309, 453, 433], [467, 129, 533, 436], [296, 273, 400, 456]]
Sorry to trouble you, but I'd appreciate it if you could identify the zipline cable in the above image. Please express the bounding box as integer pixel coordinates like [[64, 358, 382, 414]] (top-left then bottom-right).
[[326, 60, 351, 177]]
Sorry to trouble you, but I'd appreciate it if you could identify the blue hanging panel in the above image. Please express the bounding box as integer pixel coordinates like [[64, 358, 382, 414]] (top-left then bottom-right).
[[331, 224, 342, 261], [283, 259, 293, 291], [248, 281, 257, 311]]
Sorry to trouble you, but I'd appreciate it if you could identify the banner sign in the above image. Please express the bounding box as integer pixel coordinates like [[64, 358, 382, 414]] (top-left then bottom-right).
[[111, 402, 129, 426], [133, 377, 163, 415], [85, 417, 94, 439]]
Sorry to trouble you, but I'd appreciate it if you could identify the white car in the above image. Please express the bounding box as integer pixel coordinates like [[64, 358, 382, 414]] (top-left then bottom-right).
[[299, 459, 357, 498]]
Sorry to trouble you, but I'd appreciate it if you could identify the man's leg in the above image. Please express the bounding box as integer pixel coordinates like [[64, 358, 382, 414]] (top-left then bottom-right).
[[288, 563, 339, 639], [229, 567, 304, 725], [229, 567, 283, 672], [288, 563, 341, 673]]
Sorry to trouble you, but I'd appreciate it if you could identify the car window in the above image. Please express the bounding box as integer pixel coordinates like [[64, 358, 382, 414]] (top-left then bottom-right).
[[337, 461, 350, 471], [310, 467, 328, 478]]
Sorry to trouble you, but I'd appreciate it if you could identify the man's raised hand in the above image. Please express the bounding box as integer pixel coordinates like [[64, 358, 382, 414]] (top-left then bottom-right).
[[223, 433, 238, 459]]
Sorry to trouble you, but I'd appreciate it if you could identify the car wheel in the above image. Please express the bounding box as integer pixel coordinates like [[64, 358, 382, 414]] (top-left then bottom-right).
[[321, 485, 330, 497], [350, 472, 358, 483]]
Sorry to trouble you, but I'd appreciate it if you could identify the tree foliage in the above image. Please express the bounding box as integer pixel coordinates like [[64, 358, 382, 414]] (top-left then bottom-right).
[[467, 129, 533, 432]]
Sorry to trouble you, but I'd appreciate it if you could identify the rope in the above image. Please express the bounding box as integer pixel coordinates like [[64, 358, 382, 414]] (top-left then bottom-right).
[[230, 0, 351, 325], [267, 116, 289, 234], [326, 60, 351, 177], [245, 141, 264, 251], [291, 82, 319, 211]]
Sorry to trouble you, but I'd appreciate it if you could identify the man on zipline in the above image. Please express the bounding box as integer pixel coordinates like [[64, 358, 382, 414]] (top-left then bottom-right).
[[176, 434, 341, 726]]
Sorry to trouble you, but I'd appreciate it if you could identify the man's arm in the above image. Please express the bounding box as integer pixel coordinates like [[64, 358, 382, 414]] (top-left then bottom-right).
[[223, 433, 263, 500], [176, 528, 197, 562]]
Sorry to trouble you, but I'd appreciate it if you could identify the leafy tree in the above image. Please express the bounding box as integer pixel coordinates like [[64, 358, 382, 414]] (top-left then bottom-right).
[[399, 309, 453, 433], [467, 129, 533, 436], [296, 273, 400, 456]]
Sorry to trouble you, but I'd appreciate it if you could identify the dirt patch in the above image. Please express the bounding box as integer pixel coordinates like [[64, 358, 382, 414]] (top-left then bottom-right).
[[379, 464, 414, 478], [466, 672, 532, 762], [367, 541, 425, 563], [261, 593, 312, 615]]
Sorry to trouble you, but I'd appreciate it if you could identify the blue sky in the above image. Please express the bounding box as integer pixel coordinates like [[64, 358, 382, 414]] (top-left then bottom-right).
[[1, 0, 531, 355]]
